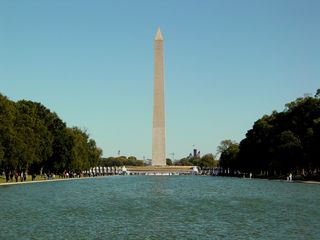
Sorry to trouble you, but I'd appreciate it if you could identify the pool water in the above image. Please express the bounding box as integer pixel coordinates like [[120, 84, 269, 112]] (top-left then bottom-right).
[[0, 176, 319, 239]]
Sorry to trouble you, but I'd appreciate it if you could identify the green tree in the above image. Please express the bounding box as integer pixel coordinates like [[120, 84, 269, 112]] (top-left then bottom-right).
[[0, 93, 103, 175], [88, 139, 102, 168], [0, 94, 19, 173], [15, 100, 54, 173], [275, 130, 302, 172], [0, 144, 4, 163], [197, 153, 217, 168], [218, 140, 239, 171], [217, 140, 236, 155], [100, 156, 143, 167], [237, 90, 320, 177], [174, 157, 193, 166]]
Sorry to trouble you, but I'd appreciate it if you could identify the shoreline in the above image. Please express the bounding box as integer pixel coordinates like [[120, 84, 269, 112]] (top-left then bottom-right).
[[0, 175, 109, 187], [1, 175, 320, 187]]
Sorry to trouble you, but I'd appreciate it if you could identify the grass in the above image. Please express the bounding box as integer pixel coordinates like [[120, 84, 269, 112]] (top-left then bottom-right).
[[0, 174, 64, 184]]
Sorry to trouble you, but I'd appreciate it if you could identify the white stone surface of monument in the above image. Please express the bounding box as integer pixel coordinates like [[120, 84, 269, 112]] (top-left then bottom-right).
[[152, 27, 166, 166]]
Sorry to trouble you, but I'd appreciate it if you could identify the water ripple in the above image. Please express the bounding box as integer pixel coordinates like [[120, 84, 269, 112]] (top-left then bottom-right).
[[0, 176, 320, 239]]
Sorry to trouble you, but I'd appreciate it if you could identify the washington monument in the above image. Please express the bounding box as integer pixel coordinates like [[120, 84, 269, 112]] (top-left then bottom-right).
[[152, 27, 166, 166]]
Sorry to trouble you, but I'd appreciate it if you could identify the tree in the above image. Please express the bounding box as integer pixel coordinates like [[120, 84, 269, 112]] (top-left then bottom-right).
[[217, 140, 237, 155], [236, 90, 320, 177], [275, 130, 302, 172], [100, 156, 143, 167], [0, 93, 103, 175], [15, 100, 54, 173], [88, 139, 102, 168], [197, 153, 217, 168], [0, 94, 19, 173], [174, 157, 193, 166], [174, 154, 217, 168], [218, 140, 239, 171]]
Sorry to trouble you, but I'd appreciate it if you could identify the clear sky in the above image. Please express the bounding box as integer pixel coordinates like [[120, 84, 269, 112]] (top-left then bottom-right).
[[1, 0, 319, 160]]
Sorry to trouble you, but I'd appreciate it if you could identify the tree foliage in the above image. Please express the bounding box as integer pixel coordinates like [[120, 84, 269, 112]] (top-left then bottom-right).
[[100, 156, 144, 167], [219, 91, 320, 178], [175, 153, 218, 168], [218, 140, 239, 171], [0, 94, 102, 175]]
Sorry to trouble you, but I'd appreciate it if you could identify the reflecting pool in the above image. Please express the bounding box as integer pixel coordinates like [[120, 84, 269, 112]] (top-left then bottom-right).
[[0, 176, 319, 239]]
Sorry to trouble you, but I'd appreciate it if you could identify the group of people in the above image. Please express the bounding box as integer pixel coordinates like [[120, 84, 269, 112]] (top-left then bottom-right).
[[3, 171, 31, 183], [1, 170, 85, 183]]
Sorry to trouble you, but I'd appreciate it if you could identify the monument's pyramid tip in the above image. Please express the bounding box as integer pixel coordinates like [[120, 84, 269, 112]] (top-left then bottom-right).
[[155, 27, 163, 41]]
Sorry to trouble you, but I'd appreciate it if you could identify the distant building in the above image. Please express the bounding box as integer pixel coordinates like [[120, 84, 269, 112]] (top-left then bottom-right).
[[193, 149, 201, 158]]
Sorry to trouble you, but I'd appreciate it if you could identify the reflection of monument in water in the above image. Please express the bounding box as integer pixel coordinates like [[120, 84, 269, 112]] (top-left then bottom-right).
[[152, 28, 166, 166]]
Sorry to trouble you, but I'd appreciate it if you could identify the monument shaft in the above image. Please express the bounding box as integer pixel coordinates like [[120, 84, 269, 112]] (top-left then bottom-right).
[[152, 28, 166, 166]]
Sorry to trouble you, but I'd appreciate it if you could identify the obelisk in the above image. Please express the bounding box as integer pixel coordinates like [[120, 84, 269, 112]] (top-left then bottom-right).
[[152, 27, 166, 166]]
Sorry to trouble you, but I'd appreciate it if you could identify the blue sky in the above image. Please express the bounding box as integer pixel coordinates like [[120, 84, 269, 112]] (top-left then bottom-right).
[[1, 0, 319, 160]]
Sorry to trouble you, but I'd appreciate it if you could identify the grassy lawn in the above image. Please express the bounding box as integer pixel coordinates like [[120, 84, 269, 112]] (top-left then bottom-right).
[[0, 174, 63, 184]]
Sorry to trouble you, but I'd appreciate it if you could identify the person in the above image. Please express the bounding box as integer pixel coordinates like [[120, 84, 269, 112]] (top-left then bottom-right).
[[289, 173, 293, 182], [9, 171, 13, 182], [13, 171, 17, 182], [5, 171, 9, 182], [32, 173, 36, 181], [249, 172, 252, 179]]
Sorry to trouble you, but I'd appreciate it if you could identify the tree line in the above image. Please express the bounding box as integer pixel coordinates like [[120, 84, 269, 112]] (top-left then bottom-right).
[[0, 93, 102, 176], [3, 89, 319, 179], [174, 153, 219, 168], [219, 90, 320, 180], [100, 156, 144, 167]]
